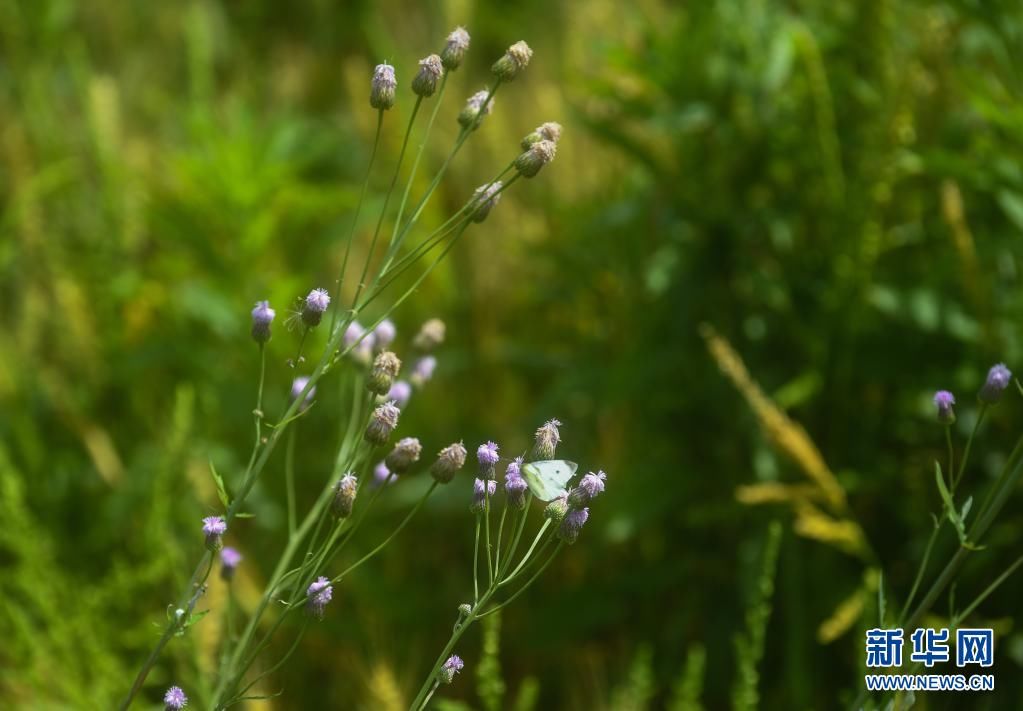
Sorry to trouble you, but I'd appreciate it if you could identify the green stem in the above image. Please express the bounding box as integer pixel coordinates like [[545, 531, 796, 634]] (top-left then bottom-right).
[[953, 404, 986, 492], [473, 516, 481, 603], [285, 428, 297, 536], [493, 502, 509, 575], [955, 553, 1023, 623], [478, 542, 563, 619], [500, 519, 551, 586]]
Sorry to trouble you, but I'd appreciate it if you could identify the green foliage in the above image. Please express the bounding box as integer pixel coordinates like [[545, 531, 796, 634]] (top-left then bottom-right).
[[668, 645, 706, 711], [732, 522, 782, 711]]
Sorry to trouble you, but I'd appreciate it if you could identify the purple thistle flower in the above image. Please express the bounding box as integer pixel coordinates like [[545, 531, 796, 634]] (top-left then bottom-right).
[[250, 300, 275, 344], [979, 363, 1012, 404], [934, 390, 956, 425], [439, 654, 465, 684], [385, 437, 422, 474], [306, 576, 333, 619], [373, 461, 394, 487], [301, 288, 330, 328], [163, 686, 188, 710], [374, 319, 397, 350], [504, 456, 528, 509], [365, 401, 400, 445], [568, 470, 607, 509], [220, 547, 242, 582], [471, 478, 497, 513], [431, 441, 467, 484], [387, 380, 412, 408], [202, 516, 226, 551], [557, 507, 589, 544], [290, 376, 316, 411], [532, 418, 561, 460], [343, 321, 366, 349], [410, 355, 437, 387], [332, 473, 359, 518], [477, 441, 500, 480]]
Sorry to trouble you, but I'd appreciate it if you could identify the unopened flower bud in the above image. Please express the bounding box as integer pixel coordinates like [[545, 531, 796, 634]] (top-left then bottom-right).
[[412, 54, 444, 97], [202, 516, 227, 552], [439, 654, 465, 684], [491, 40, 532, 81], [520, 121, 563, 150], [532, 419, 561, 460], [332, 473, 358, 518], [514, 139, 556, 178], [251, 300, 275, 343], [470, 181, 502, 223], [370, 63, 396, 110], [543, 495, 569, 524], [557, 507, 589, 544], [368, 351, 402, 395], [343, 321, 376, 364], [457, 90, 494, 130], [477, 441, 500, 480], [934, 390, 956, 425], [504, 457, 528, 509], [220, 547, 242, 582], [302, 288, 330, 328], [413, 318, 446, 350], [290, 376, 316, 411], [979, 363, 1012, 404], [567, 470, 606, 509], [373, 461, 393, 487], [387, 380, 412, 408], [410, 355, 437, 387], [471, 477, 497, 513], [385, 437, 422, 474], [365, 401, 400, 445], [458, 602, 473, 617], [373, 319, 396, 350], [441, 27, 470, 70], [306, 576, 333, 619], [431, 441, 467, 483]]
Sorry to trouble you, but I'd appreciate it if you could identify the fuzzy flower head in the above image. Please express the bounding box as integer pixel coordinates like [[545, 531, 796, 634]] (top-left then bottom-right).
[[410, 355, 437, 388], [491, 40, 533, 81], [373, 461, 393, 487], [934, 390, 956, 425], [477, 441, 500, 479], [290, 376, 316, 412], [568, 470, 606, 509], [979, 363, 1012, 404], [370, 63, 396, 110], [413, 318, 446, 351], [373, 319, 397, 350], [532, 418, 562, 460], [470, 181, 503, 223], [441, 27, 471, 70], [431, 441, 467, 484], [332, 472, 359, 518], [387, 380, 412, 408], [457, 89, 494, 130], [439, 654, 465, 684], [368, 351, 402, 395], [471, 477, 498, 514], [342, 320, 375, 364], [202, 516, 227, 551], [301, 288, 330, 328], [504, 456, 528, 509], [365, 401, 401, 445], [163, 686, 188, 710], [557, 506, 589, 544], [412, 54, 444, 97], [306, 576, 333, 619], [514, 139, 557, 178], [220, 547, 242, 582], [385, 437, 422, 474], [250, 300, 275, 344], [521, 121, 563, 151]]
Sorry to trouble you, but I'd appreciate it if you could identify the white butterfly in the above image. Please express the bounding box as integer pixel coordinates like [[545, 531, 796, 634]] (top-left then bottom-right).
[[520, 460, 578, 501]]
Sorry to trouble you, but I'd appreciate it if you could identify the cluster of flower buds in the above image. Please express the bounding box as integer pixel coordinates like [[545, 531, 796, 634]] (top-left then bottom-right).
[[933, 362, 1014, 425]]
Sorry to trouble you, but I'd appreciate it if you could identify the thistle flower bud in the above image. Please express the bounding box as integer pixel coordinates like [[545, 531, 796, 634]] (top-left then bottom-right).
[[370, 63, 396, 110], [520, 121, 563, 150], [412, 54, 444, 97], [458, 602, 473, 616], [470, 181, 503, 223], [306, 576, 333, 619], [385, 436, 422, 474], [477, 441, 500, 480], [439, 654, 465, 684], [979, 363, 1012, 404], [491, 40, 532, 81], [431, 441, 467, 483], [441, 27, 470, 70], [301, 288, 330, 327], [251, 300, 275, 344], [373, 318, 397, 350], [343, 320, 376, 364], [567, 470, 606, 509], [368, 351, 402, 395], [413, 318, 446, 350], [373, 461, 393, 487], [457, 90, 494, 130], [934, 390, 956, 425], [543, 494, 569, 524], [387, 380, 412, 408], [290, 376, 316, 411], [504, 457, 528, 509], [410, 355, 437, 387], [202, 516, 226, 551], [220, 547, 242, 582], [332, 472, 358, 518], [471, 477, 497, 513], [163, 686, 188, 710], [532, 419, 561, 460], [514, 139, 557, 178], [557, 506, 589, 544], [365, 401, 400, 445]]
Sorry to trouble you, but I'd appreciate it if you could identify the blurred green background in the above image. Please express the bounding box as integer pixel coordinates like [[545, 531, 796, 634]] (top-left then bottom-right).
[[4, 0, 1023, 708]]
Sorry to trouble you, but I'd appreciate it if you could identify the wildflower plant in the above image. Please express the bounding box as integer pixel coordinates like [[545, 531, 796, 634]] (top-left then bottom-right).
[[118, 28, 580, 710]]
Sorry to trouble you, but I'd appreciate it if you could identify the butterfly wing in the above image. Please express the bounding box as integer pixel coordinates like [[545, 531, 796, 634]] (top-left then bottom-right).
[[521, 460, 578, 501]]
